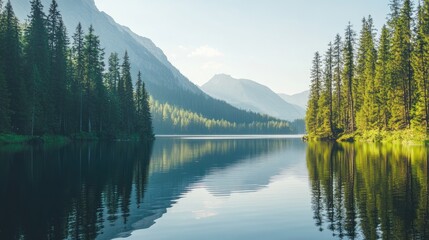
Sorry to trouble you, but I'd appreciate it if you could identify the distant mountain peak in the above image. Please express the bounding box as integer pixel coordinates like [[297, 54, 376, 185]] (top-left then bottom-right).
[[278, 90, 309, 110], [202, 74, 305, 121]]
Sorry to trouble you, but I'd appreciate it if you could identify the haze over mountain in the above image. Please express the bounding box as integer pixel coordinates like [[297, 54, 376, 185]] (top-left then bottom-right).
[[278, 91, 309, 110], [11, 0, 294, 134], [201, 74, 305, 121]]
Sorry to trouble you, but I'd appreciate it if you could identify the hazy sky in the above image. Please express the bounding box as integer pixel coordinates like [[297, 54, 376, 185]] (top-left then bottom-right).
[[94, 0, 390, 94]]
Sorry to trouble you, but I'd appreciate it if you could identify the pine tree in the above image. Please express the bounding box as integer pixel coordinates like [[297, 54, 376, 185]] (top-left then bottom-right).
[[412, 1, 429, 133], [120, 51, 135, 134], [135, 71, 153, 139], [0, 70, 11, 133], [389, 0, 413, 129], [135, 71, 143, 115], [388, 0, 403, 29], [355, 17, 369, 114], [306, 52, 322, 135], [25, 0, 51, 134], [332, 34, 343, 131], [72, 23, 85, 132], [83, 25, 105, 133], [1, 1, 28, 133], [0, 0, 7, 132], [30, 66, 42, 136], [106, 52, 120, 92], [356, 16, 377, 130], [104, 52, 121, 136], [318, 43, 334, 136], [374, 25, 392, 129], [342, 23, 356, 132], [48, 0, 68, 133]]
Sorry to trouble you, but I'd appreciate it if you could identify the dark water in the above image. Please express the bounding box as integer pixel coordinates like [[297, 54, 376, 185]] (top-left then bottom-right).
[[0, 137, 428, 240]]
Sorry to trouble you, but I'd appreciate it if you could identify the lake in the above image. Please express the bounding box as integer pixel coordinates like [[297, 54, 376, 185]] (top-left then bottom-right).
[[0, 136, 428, 240]]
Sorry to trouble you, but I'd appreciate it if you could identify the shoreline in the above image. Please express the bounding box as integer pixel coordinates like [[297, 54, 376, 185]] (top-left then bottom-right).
[[304, 130, 429, 145], [0, 133, 155, 146]]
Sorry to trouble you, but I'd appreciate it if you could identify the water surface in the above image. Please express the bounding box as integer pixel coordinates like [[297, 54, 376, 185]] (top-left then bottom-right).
[[0, 137, 427, 239]]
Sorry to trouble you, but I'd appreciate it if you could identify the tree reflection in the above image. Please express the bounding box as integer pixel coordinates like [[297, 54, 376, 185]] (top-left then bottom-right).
[[0, 142, 153, 240], [0, 138, 301, 240], [307, 142, 429, 240]]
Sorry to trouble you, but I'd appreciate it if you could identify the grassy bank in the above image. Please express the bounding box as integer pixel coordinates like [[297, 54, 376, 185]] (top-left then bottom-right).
[[0, 134, 71, 145], [336, 130, 428, 145], [0, 134, 33, 144], [0, 132, 154, 146], [304, 129, 428, 145]]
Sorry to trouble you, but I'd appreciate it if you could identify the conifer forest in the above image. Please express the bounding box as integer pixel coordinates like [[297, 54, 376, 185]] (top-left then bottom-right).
[[306, 0, 429, 141], [0, 0, 153, 140]]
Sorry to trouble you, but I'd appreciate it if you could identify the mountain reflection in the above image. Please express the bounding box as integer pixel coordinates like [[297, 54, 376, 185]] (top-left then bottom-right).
[[307, 142, 429, 240], [0, 138, 301, 240]]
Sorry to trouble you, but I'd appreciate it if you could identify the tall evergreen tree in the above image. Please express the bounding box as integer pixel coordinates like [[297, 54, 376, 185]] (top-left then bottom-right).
[[135, 71, 153, 139], [47, 0, 68, 133], [0, 71, 10, 133], [332, 34, 343, 131], [72, 23, 85, 132], [106, 52, 120, 92], [104, 52, 121, 136], [389, 0, 413, 129], [135, 71, 143, 115], [83, 25, 105, 133], [25, 0, 51, 134], [342, 23, 356, 132], [306, 52, 322, 135], [0, 0, 7, 132], [318, 43, 334, 136], [388, 0, 403, 29], [412, 0, 429, 133], [120, 51, 135, 134], [1, 0, 27, 133], [356, 16, 377, 130], [374, 25, 392, 129]]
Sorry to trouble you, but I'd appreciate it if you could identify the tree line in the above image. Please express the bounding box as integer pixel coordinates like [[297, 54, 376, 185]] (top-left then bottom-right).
[[306, 0, 429, 139], [150, 97, 303, 134], [0, 0, 153, 140]]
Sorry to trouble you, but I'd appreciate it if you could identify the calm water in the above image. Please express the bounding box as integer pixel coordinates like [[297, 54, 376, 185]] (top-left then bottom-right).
[[0, 137, 428, 240]]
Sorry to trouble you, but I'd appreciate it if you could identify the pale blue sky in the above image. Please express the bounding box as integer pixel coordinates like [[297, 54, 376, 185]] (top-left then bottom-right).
[[94, 0, 393, 94]]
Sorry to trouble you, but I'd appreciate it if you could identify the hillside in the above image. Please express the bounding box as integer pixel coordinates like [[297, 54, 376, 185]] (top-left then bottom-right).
[[202, 74, 305, 121], [11, 0, 293, 134], [278, 90, 309, 110]]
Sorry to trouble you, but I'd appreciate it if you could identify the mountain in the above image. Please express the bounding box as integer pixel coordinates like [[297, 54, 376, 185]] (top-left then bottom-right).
[[11, 0, 290, 133], [278, 90, 309, 110], [12, 0, 201, 95], [201, 74, 305, 121]]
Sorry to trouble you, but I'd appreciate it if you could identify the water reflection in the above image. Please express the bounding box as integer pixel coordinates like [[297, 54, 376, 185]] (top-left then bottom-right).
[[0, 142, 153, 240], [0, 138, 303, 240], [307, 142, 429, 240]]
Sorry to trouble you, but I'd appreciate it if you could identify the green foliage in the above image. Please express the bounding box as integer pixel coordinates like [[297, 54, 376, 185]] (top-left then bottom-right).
[[306, 52, 322, 135], [0, 0, 154, 141], [0, 134, 32, 144], [318, 43, 334, 137], [306, 0, 429, 143], [151, 98, 294, 134], [135, 71, 154, 140], [25, 0, 51, 135], [0, 71, 11, 132], [0, 1, 27, 133]]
